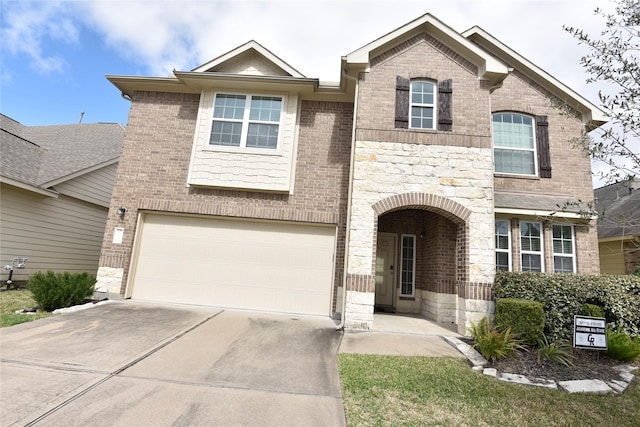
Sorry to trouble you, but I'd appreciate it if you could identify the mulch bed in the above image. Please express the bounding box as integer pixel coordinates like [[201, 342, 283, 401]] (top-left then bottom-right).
[[491, 347, 638, 382]]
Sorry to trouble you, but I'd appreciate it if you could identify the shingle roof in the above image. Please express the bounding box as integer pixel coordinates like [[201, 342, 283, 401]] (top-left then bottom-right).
[[594, 180, 640, 239], [0, 114, 124, 189]]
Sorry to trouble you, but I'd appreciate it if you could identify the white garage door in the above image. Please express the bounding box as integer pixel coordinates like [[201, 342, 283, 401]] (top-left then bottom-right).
[[129, 213, 336, 316]]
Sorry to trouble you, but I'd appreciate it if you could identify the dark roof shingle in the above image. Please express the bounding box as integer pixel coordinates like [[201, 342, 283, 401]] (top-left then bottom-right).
[[0, 114, 124, 188]]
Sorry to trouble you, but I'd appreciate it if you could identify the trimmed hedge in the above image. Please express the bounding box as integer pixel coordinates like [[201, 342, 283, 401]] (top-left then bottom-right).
[[495, 298, 545, 345], [27, 271, 96, 312], [495, 272, 640, 342]]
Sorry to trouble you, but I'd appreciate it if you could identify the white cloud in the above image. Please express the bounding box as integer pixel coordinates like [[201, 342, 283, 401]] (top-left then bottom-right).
[[1, 1, 79, 73]]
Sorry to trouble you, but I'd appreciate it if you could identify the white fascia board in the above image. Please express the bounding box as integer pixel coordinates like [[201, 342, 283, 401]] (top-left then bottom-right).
[[463, 26, 608, 127], [599, 234, 638, 243], [0, 176, 59, 197], [191, 40, 306, 78], [495, 207, 596, 220], [107, 75, 190, 96], [42, 158, 119, 188], [345, 13, 509, 82]]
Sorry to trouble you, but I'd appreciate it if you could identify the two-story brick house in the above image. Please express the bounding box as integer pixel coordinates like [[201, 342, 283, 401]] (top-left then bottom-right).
[[97, 14, 605, 333]]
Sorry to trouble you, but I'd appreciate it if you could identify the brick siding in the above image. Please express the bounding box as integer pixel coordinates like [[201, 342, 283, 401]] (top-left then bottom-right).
[[99, 93, 353, 309]]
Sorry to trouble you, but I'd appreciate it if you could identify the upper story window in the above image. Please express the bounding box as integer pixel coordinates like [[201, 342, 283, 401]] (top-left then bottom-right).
[[410, 81, 436, 129], [493, 112, 538, 176], [210, 93, 282, 150], [395, 77, 452, 131]]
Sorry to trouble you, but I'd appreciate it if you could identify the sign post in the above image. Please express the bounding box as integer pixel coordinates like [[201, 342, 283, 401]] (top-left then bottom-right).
[[573, 315, 607, 350]]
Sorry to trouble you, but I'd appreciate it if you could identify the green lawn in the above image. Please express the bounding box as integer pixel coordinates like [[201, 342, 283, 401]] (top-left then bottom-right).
[[0, 289, 55, 327], [339, 354, 639, 427]]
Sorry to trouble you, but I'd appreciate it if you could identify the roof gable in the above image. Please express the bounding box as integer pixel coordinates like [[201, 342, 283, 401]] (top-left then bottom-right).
[[344, 13, 509, 86], [462, 26, 607, 128], [192, 40, 305, 78]]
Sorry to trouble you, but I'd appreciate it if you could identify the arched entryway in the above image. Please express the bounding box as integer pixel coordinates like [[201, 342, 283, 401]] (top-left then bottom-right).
[[376, 208, 463, 322], [371, 193, 470, 326]]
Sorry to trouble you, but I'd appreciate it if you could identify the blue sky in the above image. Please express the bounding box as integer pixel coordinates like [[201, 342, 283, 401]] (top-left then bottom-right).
[[1, 0, 634, 185]]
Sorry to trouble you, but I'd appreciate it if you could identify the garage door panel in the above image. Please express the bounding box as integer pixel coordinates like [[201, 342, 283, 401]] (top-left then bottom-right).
[[130, 214, 336, 316]]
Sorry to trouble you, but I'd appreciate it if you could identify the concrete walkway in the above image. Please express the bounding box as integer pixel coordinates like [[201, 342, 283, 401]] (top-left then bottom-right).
[[339, 313, 465, 358]]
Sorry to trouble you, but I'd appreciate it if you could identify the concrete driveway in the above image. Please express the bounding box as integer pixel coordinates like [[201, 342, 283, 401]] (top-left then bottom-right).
[[0, 301, 345, 427]]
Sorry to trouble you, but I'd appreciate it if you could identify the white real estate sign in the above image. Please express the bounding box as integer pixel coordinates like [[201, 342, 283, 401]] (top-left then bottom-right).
[[573, 315, 607, 350]]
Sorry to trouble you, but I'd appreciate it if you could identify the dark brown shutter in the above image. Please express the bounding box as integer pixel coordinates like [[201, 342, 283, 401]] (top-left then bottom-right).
[[536, 115, 551, 178], [437, 79, 453, 131], [395, 76, 410, 129]]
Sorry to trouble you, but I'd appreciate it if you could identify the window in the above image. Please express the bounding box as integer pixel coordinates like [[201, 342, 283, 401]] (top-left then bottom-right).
[[493, 113, 537, 175], [520, 221, 543, 272], [395, 77, 452, 131], [210, 94, 282, 149], [552, 224, 575, 273], [400, 235, 416, 296], [495, 220, 511, 271], [410, 81, 436, 129]]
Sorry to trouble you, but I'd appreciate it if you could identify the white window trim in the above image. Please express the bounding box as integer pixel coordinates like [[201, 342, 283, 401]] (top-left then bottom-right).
[[552, 224, 576, 273], [208, 92, 285, 152], [495, 219, 511, 271], [520, 221, 544, 272], [492, 112, 539, 177], [409, 80, 437, 130], [400, 234, 416, 297]]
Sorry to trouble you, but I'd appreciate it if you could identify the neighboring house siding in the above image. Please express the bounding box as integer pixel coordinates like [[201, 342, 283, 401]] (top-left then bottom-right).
[[0, 184, 108, 281], [98, 93, 353, 307], [54, 163, 119, 207], [598, 241, 626, 275]]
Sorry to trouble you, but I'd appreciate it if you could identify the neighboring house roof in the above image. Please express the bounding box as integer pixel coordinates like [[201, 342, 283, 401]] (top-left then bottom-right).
[[594, 180, 640, 239], [0, 114, 124, 192]]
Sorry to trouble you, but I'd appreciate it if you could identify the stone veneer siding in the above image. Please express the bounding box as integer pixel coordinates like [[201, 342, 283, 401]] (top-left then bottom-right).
[[97, 92, 353, 313], [344, 141, 496, 331]]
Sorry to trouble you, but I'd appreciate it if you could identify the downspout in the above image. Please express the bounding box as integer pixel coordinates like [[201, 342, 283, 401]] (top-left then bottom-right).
[[336, 67, 359, 331]]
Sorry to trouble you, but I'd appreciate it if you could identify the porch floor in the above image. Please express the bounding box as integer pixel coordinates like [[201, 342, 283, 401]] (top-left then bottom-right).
[[371, 313, 460, 336]]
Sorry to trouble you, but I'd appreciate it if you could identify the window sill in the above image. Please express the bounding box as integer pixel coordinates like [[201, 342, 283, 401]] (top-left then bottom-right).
[[494, 173, 540, 180], [399, 296, 415, 301], [200, 145, 284, 156]]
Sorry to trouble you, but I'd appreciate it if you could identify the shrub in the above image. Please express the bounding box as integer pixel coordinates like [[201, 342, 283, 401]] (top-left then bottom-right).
[[469, 317, 525, 362], [495, 298, 545, 345], [581, 303, 605, 318], [605, 325, 640, 361], [27, 271, 96, 312], [495, 271, 640, 341], [536, 334, 574, 367]]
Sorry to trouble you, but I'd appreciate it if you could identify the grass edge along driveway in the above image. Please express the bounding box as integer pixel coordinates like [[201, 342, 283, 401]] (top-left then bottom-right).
[[338, 354, 639, 427]]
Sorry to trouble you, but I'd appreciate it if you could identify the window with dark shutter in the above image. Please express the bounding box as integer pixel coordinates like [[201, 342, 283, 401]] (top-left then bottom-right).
[[437, 79, 453, 131], [395, 76, 410, 129], [536, 115, 552, 178]]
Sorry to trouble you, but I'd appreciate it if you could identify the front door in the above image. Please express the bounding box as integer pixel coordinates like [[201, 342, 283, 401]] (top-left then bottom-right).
[[375, 233, 396, 307]]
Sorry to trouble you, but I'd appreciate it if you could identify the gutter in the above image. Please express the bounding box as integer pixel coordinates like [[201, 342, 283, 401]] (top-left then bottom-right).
[[336, 67, 359, 331]]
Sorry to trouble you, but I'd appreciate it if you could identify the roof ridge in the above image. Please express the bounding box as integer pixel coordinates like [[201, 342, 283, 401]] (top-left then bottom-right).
[[0, 128, 42, 148]]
